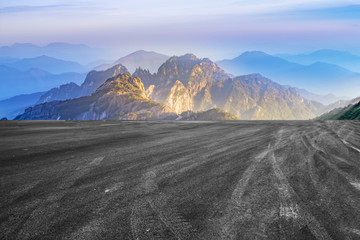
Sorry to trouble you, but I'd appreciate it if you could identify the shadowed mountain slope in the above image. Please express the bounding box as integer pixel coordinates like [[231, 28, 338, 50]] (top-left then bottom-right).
[[0, 92, 45, 120]]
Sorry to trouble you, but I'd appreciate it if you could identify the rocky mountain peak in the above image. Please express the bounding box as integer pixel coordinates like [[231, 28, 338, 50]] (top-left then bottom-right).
[[110, 64, 130, 77], [96, 73, 146, 99], [133, 67, 151, 77], [156, 54, 228, 87], [178, 53, 198, 60], [79, 64, 129, 96], [132, 67, 156, 88]]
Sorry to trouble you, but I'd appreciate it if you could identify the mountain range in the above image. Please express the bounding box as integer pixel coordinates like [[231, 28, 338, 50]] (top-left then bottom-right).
[[0, 43, 104, 64], [15, 73, 177, 120], [15, 54, 325, 120], [0, 65, 86, 99], [0, 92, 45, 120], [293, 88, 348, 106], [3, 55, 89, 74], [3, 47, 360, 121], [217, 51, 360, 97], [278, 49, 360, 72]]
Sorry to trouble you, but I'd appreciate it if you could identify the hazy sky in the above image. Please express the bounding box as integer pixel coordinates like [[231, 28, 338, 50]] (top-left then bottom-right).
[[1, 0, 360, 59]]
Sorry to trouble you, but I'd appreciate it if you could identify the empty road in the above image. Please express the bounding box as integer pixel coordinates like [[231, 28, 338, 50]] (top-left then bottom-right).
[[0, 120, 360, 239]]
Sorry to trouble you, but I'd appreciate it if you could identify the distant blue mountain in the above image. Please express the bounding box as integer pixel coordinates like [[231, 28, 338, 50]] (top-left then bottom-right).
[[217, 51, 360, 97], [0, 57, 19, 65], [0, 42, 104, 64], [294, 88, 348, 106], [5, 55, 89, 74], [278, 49, 360, 72], [0, 92, 45, 120], [0, 65, 86, 99]]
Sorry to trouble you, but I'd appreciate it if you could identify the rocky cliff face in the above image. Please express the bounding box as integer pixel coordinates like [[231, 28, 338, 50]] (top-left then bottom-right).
[[142, 54, 319, 120], [150, 54, 229, 111], [132, 67, 157, 88], [15, 73, 176, 120], [166, 80, 193, 114], [211, 74, 318, 120], [37, 64, 129, 103]]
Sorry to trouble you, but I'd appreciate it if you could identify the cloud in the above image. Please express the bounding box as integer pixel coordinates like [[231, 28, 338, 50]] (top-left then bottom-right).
[[280, 5, 360, 20], [0, 5, 71, 14], [1, 0, 358, 16]]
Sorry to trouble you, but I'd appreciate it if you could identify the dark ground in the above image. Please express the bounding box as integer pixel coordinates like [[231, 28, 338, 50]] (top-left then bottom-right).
[[0, 120, 360, 240]]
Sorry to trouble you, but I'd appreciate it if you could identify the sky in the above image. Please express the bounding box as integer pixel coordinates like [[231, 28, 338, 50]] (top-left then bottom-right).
[[1, 0, 360, 60]]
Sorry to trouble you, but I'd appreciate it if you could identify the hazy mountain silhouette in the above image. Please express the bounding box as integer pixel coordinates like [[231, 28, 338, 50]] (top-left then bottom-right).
[[294, 88, 348, 105], [5, 55, 88, 74], [217, 51, 360, 97], [0, 65, 85, 99], [95, 50, 169, 73], [0, 92, 45, 120], [278, 49, 360, 72], [0, 43, 103, 64]]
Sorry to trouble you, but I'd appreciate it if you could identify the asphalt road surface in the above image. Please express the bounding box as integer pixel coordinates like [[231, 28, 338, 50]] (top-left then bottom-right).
[[1, 120, 360, 240]]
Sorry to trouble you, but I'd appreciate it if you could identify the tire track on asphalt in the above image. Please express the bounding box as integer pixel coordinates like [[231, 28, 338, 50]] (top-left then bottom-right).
[[230, 144, 271, 207], [147, 126, 265, 185], [323, 122, 360, 154], [218, 126, 334, 240], [17, 155, 106, 239], [289, 125, 360, 239], [270, 151, 333, 240], [68, 177, 126, 239], [131, 125, 269, 239], [269, 126, 335, 239], [0, 180, 41, 209], [302, 126, 360, 192], [342, 139, 360, 153], [131, 171, 193, 240], [217, 128, 285, 239], [217, 144, 272, 239]]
